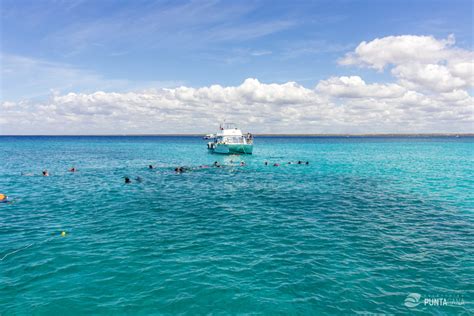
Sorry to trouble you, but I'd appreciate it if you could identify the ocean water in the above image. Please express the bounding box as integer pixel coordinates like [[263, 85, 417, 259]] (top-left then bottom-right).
[[0, 136, 472, 315]]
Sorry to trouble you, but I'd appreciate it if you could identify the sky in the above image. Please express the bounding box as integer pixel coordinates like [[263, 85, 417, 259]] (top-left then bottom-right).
[[0, 0, 473, 134]]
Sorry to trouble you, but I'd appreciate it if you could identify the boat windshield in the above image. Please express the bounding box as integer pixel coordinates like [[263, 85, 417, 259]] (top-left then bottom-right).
[[221, 122, 237, 130]]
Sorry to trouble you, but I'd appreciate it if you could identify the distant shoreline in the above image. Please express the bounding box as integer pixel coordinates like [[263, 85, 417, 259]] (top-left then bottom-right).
[[1, 133, 473, 137]]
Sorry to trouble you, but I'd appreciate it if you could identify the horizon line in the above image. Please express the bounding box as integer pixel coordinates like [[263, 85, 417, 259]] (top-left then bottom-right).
[[1, 133, 473, 137]]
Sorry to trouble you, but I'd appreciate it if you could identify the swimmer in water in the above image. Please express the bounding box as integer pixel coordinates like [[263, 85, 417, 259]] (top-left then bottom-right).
[[175, 167, 186, 173], [213, 161, 219, 167], [306, 161, 309, 165], [124, 177, 131, 184], [288, 162, 292, 164], [264, 161, 268, 166], [148, 165, 154, 169], [297, 161, 302, 165], [0, 193, 7, 202], [273, 163, 280, 167], [240, 162, 245, 166], [69, 167, 76, 172], [42, 170, 49, 176]]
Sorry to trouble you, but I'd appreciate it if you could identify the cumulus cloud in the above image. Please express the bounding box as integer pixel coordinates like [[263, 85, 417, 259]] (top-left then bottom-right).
[[1, 77, 472, 135], [339, 34, 456, 69], [316, 76, 405, 98], [392, 63, 467, 92], [1, 34, 473, 134], [339, 34, 474, 93]]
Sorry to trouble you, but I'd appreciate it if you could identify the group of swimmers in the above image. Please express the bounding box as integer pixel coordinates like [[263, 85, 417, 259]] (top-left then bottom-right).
[[169, 159, 308, 175], [2, 160, 312, 199], [14, 161, 308, 187], [265, 160, 309, 166], [173, 161, 246, 174], [22, 167, 77, 177], [124, 162, 236, 182]]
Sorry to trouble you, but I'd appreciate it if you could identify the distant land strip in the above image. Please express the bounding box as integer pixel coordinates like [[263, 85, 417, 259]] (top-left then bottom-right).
[[1, 133, 473, 137]]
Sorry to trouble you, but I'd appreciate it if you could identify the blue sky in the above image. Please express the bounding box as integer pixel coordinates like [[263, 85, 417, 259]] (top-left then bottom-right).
[[0, 0, 473, 134], [2, 0, 472, 100]]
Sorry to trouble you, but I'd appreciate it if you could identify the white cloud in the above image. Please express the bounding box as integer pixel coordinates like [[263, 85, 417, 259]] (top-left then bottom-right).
[[339, 34, 474, 93], [339, 34, 456, 70], [250, 50, 272, 57], [316, 76, 405, 98], [1, 77, 472, 135], [1, 34, 473, 135], [391, 63, 467, 92]]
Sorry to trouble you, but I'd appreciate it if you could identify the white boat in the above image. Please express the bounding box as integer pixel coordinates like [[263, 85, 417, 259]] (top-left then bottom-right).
[[206, 123, 253, 154]]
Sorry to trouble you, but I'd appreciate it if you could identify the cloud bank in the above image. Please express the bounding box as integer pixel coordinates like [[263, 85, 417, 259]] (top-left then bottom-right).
[[1, 35, 473, 134]]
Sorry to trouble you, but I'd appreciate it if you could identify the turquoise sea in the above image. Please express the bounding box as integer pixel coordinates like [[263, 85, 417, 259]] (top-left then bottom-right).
[[0, 136, 472, 315]]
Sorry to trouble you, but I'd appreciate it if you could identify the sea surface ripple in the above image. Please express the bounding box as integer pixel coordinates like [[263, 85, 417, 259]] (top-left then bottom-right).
[[0, 136, 473, 315]]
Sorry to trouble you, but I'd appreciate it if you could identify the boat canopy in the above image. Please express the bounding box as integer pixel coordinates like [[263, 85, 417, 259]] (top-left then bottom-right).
[[217, 122, 243, 137], [220, 122, 237, 130]]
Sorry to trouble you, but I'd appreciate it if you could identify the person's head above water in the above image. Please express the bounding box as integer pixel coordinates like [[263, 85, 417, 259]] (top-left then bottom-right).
[[264, 161, 268, 165], [69, 167, 76, 172], [124, 177, 131, 183], [298, 161, 302, 164], [42, 170, 49, 176], [306, 161, 309, 165], [148, 165, 154, 169]]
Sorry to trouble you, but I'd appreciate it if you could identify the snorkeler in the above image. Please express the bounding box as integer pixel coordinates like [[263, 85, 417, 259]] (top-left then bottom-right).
[[42, 170, 49, 176], [175, 167, 186, 173], [124, 177, 131, 184], [0, 193, 7, 203]]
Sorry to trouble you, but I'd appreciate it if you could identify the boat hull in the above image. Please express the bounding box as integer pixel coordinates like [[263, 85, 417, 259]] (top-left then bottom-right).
[[210, 143, 253, 154]]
